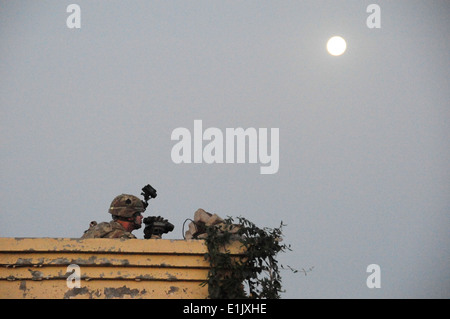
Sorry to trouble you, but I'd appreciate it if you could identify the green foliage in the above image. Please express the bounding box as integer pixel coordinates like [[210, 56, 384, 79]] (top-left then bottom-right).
[[202, 216, 293, 299]]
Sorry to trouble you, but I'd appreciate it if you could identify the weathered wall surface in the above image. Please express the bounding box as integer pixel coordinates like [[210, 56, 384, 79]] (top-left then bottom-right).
[[0, 237, 241, 299]]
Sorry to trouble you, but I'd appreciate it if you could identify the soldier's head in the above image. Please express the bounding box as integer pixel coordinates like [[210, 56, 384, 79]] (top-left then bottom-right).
[[109, 194, 145, 231]]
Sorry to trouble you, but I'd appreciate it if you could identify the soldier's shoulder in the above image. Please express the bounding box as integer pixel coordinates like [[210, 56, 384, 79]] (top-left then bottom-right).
[[107, 230, 137, 239], [81, 220, 137, 239], [81, 221, 114, 238], [104, 221, 137, 239]]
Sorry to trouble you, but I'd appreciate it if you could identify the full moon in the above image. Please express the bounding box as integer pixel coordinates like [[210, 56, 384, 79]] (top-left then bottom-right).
[[327, 36, 347, 56]]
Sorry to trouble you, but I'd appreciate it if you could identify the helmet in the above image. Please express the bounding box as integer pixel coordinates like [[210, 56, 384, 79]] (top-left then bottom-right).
[[109, 194, 145, 218]]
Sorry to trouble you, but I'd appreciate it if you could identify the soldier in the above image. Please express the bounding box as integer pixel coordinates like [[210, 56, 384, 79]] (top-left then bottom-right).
[[81, 194, 145, 239]]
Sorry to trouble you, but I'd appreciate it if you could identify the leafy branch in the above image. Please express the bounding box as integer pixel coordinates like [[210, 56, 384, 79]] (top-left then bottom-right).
[[202, 216, 298, 299]]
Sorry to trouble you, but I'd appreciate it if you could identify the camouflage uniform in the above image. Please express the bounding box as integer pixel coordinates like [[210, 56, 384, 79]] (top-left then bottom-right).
[[81, 194, 145, 239], [81, 220, 137, 239]]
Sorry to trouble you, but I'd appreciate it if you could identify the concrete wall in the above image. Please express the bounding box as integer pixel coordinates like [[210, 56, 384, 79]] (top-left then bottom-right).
[[0, 237, 242, 299]]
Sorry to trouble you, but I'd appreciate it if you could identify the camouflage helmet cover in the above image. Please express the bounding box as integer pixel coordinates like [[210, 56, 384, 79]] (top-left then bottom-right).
[[109, 194, 145, 218]]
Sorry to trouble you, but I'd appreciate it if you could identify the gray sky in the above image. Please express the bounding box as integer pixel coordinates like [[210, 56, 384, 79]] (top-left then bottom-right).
[[1, 1, 449, 298]]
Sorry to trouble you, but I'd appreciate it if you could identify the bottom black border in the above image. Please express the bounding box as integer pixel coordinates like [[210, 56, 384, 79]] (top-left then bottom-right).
[[0, 298, 430, 317]]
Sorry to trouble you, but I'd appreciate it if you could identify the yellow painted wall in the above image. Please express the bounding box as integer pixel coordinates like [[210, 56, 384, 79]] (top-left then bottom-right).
[[0, 237, 243, 299]]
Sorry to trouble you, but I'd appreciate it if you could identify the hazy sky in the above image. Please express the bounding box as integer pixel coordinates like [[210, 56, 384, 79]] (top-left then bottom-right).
[[1, 1, 449, 298]]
